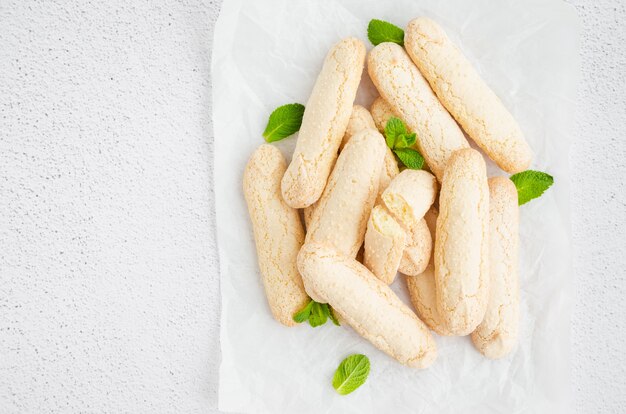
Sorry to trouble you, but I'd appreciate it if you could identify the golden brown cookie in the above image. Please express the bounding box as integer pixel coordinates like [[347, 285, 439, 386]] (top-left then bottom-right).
[[405, 18, 532, 173], [471, 177, 520, 358], [281, 37, 366, 208], [434, 148, 490, 336], [298, 242, 437, 368], [243, 145, 310, 326]]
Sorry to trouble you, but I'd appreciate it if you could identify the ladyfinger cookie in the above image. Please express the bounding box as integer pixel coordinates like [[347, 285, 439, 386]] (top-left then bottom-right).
[[368, 42, 469, 180], [405, 18, 532, 173], [471, 177, 520, 358], [305, 129, 386, 258], [398, 217, 432, 277], [281, 37, 366, 208], [298, 242, 437, 368], [243, 145, 310, 326], [381, 169, 437, 229], [435, 148, 490, 336], [304, 106, 398, 229], [370, 96, 398, 134], [363, 205, 406, 284]]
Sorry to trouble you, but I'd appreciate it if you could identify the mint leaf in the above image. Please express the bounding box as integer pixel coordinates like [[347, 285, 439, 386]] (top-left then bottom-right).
[[263, 103, 305, 142], [395, 133, 416, 149], [394, 148, 424, 170], [308, 302, 328, 327], [510, 170, 554, 205], [367, 19, 404, 46], [293, 300, 314, 323], [384, 117, 406, 149], [294, 299, 340, 327], [328, 307, 340, 326], [332, 354, 370, 395]]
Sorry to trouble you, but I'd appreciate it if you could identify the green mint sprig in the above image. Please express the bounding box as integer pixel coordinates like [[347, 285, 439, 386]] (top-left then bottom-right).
[[509, 170, 554, 205], [262, 103, 305, 142], [293, 299, 340, 327], [384, 117, 424, 170], [367, 19, 404, 46], [332, 354, 370, 395]]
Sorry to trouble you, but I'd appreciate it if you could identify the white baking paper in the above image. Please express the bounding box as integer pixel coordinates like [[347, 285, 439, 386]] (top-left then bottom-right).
[[212, 0, 580, 412]]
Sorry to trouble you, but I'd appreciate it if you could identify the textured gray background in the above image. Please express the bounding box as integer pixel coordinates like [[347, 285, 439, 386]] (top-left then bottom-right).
[[0, 0, 624, 413]]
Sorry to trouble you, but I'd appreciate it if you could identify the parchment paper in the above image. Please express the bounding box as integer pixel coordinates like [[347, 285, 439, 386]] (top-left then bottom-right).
[[212, 1, 580, 412]]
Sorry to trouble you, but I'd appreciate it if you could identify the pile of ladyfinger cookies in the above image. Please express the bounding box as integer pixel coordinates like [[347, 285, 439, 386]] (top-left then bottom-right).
[[244, 17, 533, 369]]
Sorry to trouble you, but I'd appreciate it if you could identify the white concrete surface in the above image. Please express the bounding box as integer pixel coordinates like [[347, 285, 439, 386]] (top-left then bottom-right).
[[0, 1, 624, 413]]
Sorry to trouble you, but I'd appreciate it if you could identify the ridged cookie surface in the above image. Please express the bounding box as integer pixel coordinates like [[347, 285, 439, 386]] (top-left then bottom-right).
[[471, 177, 520, 358], [243, 145, 310, 326], [368, 42, 469, 180], [434, 148, 489, 336], [281, 37, 366, 208], [298, 242, 437, 368], [405, 18, 532, 173], [305, 129, 386, 258]]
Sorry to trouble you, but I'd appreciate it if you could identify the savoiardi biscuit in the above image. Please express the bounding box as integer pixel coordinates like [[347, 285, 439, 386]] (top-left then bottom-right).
[[305, 129, 386, 258], [381, 169, 437, 230], [434, 148, 490, 336], [368, 42, 469, 180], [298, 242, 437, 368], [471, 177, 520, 358], [243, 145, 310, 326], [281, 37, 366, 208], [362, 170, 436, 283], [304, 105, 398, 228], [405, 17, 532, 173]]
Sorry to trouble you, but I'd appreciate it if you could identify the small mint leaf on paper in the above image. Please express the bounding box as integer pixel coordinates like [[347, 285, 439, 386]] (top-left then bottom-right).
[[262, 103, 305, 143], [308, 301, 328, 327], [394, 148, 424, 170], [293, 300, 314, 323], [367, 19, 404, 46], [332, 354, 370, 395], [509, 170, 554, 205], [384, 117, 406, 149]]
